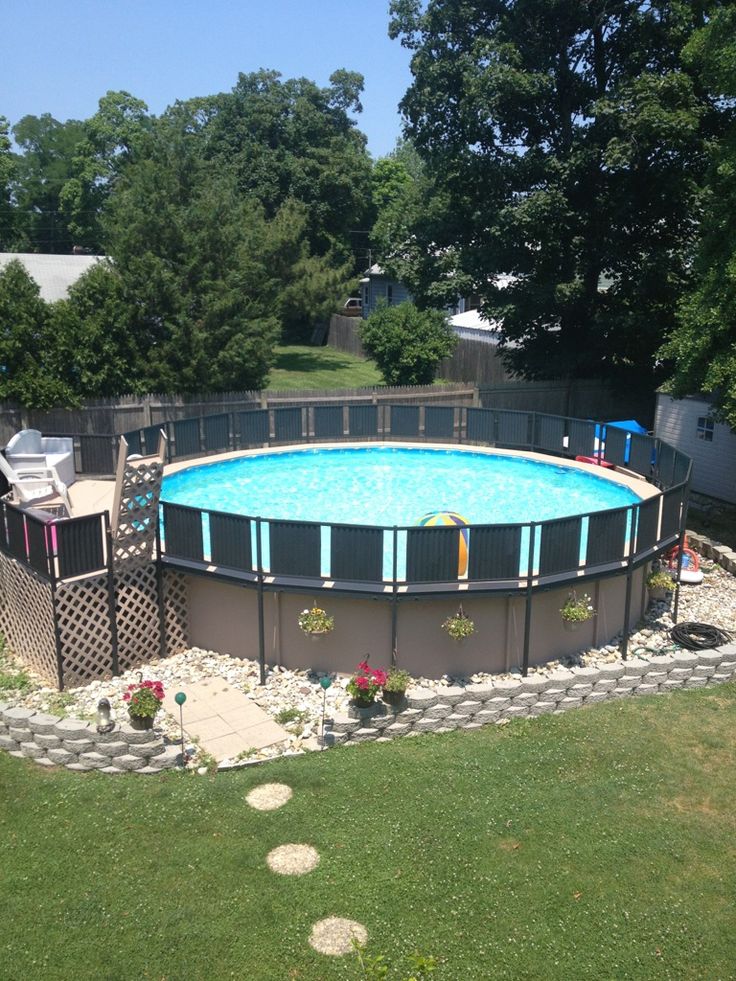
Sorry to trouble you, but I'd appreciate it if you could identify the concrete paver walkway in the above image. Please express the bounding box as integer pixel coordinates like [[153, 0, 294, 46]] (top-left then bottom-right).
[[163, 678, 288, 762]]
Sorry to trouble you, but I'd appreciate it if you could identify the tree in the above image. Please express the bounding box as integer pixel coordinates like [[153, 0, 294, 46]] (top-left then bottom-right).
[[359, 302, 456, 385], [0, 116, 16, 250], [660, 7, 736, 427], [388, 0, 727, 389], [370, 140, 428, 273], [0, 260, 77, 407]]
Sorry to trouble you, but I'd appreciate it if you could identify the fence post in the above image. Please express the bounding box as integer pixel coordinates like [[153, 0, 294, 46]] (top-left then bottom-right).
[[522, 524, 535, 677], [672, 487, 689, 625], [155, 511, 167, 661], [256, 517, 266, 686], [104, 513, 120, 677], [391, 526, 398, 665], [50, 577, 66, 691]]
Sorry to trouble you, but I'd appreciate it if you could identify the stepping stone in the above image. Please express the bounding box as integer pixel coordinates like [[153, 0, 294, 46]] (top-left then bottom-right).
[[309, 917, 368, 956], [266, 844, 320, 875], [246, 782, 293, 811]]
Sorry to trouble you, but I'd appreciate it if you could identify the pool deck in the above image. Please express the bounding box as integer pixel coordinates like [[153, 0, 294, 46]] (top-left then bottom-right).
[[67, 442, 659, 519]]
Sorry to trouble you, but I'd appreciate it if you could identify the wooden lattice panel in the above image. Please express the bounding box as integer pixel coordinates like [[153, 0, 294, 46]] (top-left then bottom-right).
[[0, 551, 57, 685], [55, 574, 115, 688], [113, 456, 164, 563], [164, 570, 189, 654], [114, 563, 161, 672]]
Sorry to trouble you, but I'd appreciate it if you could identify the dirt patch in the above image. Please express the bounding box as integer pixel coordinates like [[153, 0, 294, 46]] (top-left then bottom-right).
[[308, 917, 368, 956], [246, 782, 293, 811], [266, 843, 320, 875]]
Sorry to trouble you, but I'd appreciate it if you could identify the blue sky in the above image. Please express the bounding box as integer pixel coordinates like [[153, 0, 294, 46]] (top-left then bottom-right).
[[3, 0, 413, 157]]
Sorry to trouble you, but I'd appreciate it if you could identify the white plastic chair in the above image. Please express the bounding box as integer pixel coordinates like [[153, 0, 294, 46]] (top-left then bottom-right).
[[0, 453, 72, 514]]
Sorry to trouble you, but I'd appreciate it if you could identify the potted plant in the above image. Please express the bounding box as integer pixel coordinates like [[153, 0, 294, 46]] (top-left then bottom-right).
[[442, 606, 475, 641], [382, 667, 411, 706], [346, 659, 387, 708], [560, 591, 596, 631], [298, 605, 335, 638], [646, 569, 673, 601], [123, 678, 165, 730]]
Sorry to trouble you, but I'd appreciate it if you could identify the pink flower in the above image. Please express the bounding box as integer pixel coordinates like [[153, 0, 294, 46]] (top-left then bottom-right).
[[357, 660, 370, 672], [355, 675, 370, 690]]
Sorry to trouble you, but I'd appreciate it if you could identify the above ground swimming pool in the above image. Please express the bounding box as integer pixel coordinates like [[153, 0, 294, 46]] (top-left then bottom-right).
[[161, 446, 642, 579]]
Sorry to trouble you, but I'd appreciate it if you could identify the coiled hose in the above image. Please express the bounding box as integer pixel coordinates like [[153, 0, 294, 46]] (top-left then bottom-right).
[[670, 622, 732, 651]]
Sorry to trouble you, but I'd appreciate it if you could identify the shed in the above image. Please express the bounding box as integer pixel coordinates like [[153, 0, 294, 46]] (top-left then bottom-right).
[[0, 252, 103, 302]]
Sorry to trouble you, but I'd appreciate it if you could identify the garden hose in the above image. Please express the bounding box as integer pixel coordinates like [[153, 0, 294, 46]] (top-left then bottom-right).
[[670, 622, 732, 651]]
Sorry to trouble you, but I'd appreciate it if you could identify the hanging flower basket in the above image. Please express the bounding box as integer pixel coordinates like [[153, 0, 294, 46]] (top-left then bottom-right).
[[442, 605, 475, 641], [560, 591, 596, 629], [298, 606, 334, 637]]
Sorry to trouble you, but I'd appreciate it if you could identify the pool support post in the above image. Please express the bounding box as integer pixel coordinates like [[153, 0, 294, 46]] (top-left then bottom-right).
[[391, 526, 398, 665], [256, 517, 266, 686], [521, 523, 536, 677], [672, 487, 689, 625]]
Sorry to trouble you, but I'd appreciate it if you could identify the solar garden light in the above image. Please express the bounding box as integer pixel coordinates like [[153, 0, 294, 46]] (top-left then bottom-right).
[[96, 698, 115, 734], [319, 676, 332, 749], [175, 691, 187, 766]]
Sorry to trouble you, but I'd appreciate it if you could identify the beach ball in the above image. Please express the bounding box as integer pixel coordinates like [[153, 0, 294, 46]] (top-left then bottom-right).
[[417, 511, 469, 576]]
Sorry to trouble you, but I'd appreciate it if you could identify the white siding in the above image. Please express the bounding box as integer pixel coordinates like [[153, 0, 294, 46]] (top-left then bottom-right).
[[655, 394, 736, 503]]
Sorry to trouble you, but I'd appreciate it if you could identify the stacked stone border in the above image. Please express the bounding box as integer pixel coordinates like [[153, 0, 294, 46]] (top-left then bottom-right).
[[323, 643, 736, 747], [686, 530, 736, 575], [0, 705, 182, 773]]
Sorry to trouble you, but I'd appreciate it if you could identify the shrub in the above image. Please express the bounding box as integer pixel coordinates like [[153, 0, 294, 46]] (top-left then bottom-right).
[[359, 302, 456, 385]]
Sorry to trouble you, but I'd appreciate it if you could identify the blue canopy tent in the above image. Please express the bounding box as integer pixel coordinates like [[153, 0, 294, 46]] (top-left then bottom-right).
[[594, 419, 649, 464]]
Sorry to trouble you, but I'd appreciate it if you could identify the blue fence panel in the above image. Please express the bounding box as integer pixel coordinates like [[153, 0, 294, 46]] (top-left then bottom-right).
[[274, 407, 303, 442], [238, 410, 269, 447], [172, 419, 201, 459], [330, 525, 384, 581], [209, 512, 252, 571], [466, 408, 495, 444], [567, 420, 596, 458], [202, 413, 230, 454], [56, 515, 106, 579], [539, 516, 582, 576], [496, 411, 530, 448], [424, 406, 455, 439], [406, 526, 460, 582], [313, 405, 344, 439], [535, 415, 566, 454], [467, 524, 522, 581], [585, 507, 629, 567], [162, 503, 204, 562], [389, 405, 420, 438], [348, 405, 378, 438]]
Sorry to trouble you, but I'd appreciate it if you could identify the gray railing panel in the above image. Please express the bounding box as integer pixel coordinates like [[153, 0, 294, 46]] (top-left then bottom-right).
[[603, 426, 628, 467], [634, 497, 660, 556], [567, 419, 596, 458], [123, 430, 142, 456], [389, 405, 420, 438], [79, 435, 116, 475], [162, 503, 204, 562], [496, 411, 530, 448], [56, 515, 106, 579], [313, 405, 344, 439], [406, 526, 460, 582], [142, 424, 165, 455], [269, 520, 321, 577], [539, 516, 582, 576], [466, 408, 495, 444], [424, 406, 455, 439], [202, 413, 230, 454], [238, 410, 269, 447], [348, 405, 378, 438], [661, 487, 683, 541], [330, 525, 384, 581], [467, 524, 522, 580], [535, 415, 566, 454], [209, 512, 252, 571], [672, 452, 690, 487], [585, 507, 629, 567], [274, 407, 303, 442], [629, 433, 653, 476], [172, 418, 201, 459], [26, 516, 51, 577], [656, 441, 675, 488], [5, 505, 27, 562]]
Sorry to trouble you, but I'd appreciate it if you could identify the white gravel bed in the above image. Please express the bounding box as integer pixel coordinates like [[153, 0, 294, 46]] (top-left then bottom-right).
[[2, 559, 733, 768]]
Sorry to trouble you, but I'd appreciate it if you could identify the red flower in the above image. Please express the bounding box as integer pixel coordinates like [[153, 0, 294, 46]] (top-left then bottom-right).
[[357, 660, 370, 672], [355, 675, 370, 690]]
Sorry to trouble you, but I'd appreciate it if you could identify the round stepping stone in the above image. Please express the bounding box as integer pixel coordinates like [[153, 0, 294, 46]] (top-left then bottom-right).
[[308, 917, 368, 956], [266, 843, 320, 875], [246, 782, 293, 811]]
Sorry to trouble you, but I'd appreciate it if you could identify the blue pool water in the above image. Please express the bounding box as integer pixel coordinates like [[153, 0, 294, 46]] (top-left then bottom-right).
[[162, 446, 638, 526], [161, 447, 640, 579]]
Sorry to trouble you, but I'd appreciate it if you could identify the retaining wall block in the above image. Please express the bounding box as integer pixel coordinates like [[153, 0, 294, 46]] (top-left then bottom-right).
[[718, 643, 736, 659], [462, 721, 483, 730], [648, 655, 674, 672], [719, 661, 736, 675], [437, 685, 466, 706], [698, 650, 724, 667], [559, 697, 583, 711], [611, 687, 633, 698], [66, 762, 97, 772], [570, 684, 593, 699], [394, 708, 423, 725], [685, 677, 708, 688], [514, 692, 539, 707], [54, 719, 91, 741], [464, 683, 496, 701], [547, 669, 576, 687], [0, 735, 19, 752], [146, 746, 182, 770], [126, 739, 167, 758], [504, 705, 530, 719], [94, 727, 131, 744], [491, 679, 524, 698], [0, 702, 9, 716], [572, 666, 601, 683], [62, 738, 95, 756], [455, 700, 482, 716], [598, 664, 626, 680], [669, 668, 693, 681], [0, 720, 8, 737], [616, 676, 640, 689], [694, 665, 716, 677], [8, 726, 31, 743], [34, 733, 61, 749], [475, 709, 500, 725], [518, 675, 552, 694], [97, 741, 129, 758], [19, 741, 45, 759], [644, 672, 668, 686], [593, 679, 617, 693], [585, 691, 609, 704], [347, 702, 386, 721], [662, 679, 684, 692], [349, 728, 378, 743], [406, 689, 438, 710], [623, 658, 650, 677], [47, 747, 77, 766], [414, 717, 443, 733], [2, 706, 35, 726], [712, 673, 732, 684], [118, 723, 163, 745], [112, 753, 147, 771], [530, 701, 557, 715], [443, 714, 467, 729], [485, 696, 510, 712], [671, 651, 699, 669], [543, 688, 566, 703], [435, 726, 455, 734], [100, 766, 124, 775], [326, 715, 361, 735], [323, 731, 349, 747], [78, 752, 110, 770], [636, 684, 658, 697], [28, 713, 62, 735], [369, 714, 393, 731], [424, 704, 451, 720], [385, 722, 411, 738]]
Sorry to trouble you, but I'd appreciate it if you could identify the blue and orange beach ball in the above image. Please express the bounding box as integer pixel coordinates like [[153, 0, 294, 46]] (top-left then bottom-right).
[[417, 511, 469, 576]]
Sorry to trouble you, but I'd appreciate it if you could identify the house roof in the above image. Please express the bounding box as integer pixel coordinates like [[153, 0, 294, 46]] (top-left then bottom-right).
[[0, 252, 103, 302]]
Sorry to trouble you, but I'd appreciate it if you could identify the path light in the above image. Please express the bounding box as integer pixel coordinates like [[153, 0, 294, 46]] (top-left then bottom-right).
[[175, 692, 187, 766], [319, 676, 332, 750], [96, 698, 114, 734]]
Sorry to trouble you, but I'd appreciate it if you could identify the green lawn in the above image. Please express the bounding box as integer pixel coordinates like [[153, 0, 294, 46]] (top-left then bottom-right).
[[2, 685, 735, 980], [266, 345, 382, 391]]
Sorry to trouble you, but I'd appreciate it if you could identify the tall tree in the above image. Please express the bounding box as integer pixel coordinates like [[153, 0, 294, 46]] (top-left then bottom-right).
[[389, 0, 726, 389], [661, 7, 736, 427], [0, 116, 16, 250]]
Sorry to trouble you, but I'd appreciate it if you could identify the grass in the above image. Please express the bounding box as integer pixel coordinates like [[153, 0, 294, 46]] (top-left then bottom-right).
[[2, 685, 735, 980], [266, 345, 383, 391]]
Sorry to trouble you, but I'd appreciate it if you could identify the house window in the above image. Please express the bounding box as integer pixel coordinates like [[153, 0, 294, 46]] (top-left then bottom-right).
[[387, 284, 393, 305], [696, 416, 714, 441]]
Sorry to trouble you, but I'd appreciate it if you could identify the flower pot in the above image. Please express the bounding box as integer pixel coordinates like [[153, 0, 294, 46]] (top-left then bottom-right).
[[562, 620, 580, 632], [648, 586, 667, 601], [306, 629, 329, 640], [128, 712, 155, 730], [382, 688, 406, 706], [350, 696, 375, 709]]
